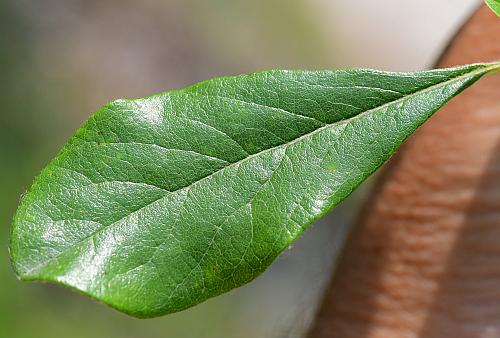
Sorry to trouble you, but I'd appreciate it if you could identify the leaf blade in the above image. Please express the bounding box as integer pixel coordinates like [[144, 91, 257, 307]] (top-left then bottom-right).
[[10, 62, 500, 317], [485, 0, 500, 17]]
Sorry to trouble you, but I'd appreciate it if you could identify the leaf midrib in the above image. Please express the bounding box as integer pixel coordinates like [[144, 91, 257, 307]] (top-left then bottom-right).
[[22, 63, 495, 277]]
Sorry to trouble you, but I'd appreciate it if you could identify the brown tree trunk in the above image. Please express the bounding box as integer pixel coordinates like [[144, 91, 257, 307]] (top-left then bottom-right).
[[308, 5, 500, 338]]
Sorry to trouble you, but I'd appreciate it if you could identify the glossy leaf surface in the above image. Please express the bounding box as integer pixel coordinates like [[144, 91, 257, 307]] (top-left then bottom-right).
[[10, 62, 500, 317]]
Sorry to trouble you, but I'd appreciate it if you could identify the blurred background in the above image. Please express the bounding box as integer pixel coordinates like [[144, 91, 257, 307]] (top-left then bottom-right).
[[0, 0, 481, 337]]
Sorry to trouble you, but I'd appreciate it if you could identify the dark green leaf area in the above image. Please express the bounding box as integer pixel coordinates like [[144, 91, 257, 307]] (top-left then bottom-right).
[[10, 62, 499, 317]]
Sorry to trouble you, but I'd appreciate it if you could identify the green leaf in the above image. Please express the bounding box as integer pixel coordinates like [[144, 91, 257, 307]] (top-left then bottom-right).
[[485, 0, 500, 17], [10, 62, 500, 317]]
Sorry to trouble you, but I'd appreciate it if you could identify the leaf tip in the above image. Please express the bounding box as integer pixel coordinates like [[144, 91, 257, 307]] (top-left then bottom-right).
[[484, 0, 500, 17]]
